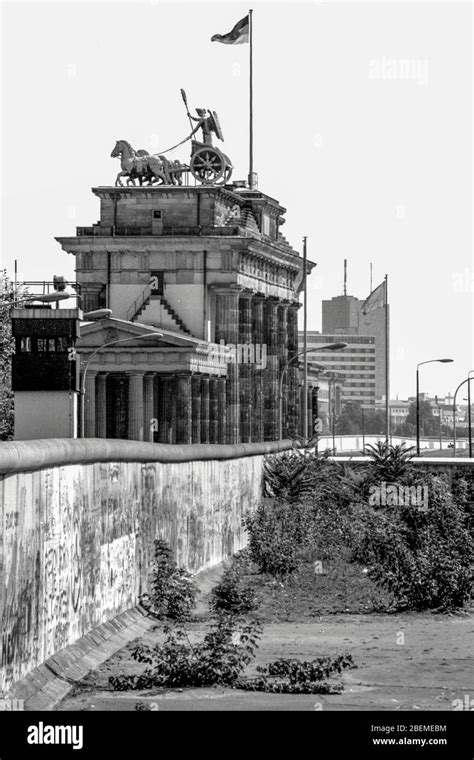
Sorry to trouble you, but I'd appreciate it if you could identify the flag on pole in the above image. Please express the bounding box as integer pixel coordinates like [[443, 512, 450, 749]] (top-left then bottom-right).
[[362, 281, 386, 314], [211, 14, 249, 45]]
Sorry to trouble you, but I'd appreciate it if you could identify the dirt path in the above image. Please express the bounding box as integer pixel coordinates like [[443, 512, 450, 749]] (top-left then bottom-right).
[[57, 611, 473, 711]]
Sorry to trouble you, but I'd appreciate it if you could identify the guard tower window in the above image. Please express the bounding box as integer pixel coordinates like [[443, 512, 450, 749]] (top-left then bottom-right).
[[56, 337, 70, 352], [19, 337, 31, 352]]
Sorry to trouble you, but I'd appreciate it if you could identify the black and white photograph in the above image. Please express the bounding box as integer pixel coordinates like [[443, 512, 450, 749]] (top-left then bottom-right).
[[0, 0, 473, 753]]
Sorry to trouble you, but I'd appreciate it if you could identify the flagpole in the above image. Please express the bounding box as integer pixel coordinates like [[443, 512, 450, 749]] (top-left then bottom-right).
[[384, 274, 390, 443], [248, 8, 254, 189]]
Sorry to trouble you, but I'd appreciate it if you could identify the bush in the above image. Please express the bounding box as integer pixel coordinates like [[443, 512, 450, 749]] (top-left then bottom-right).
[[253, 444, 472, 609], [243, 499, 309, 576], [210, 555, 259, 616], [238, 654, 356, 694], [140, 539, 198, 622], [364, 441, 416, 483], [263, 449, 335, 503], [110, 616, 263, 690], [350, 475, 472, 610]]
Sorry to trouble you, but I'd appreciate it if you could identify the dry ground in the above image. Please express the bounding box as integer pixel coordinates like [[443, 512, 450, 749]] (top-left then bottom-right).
[[56, 560, 473, 712]]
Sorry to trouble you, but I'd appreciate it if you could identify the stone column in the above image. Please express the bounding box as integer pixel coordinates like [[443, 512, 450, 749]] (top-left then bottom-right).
[[191, 375, 201, 444], [156, 376, 167, 443], [82, 283, 104, 313], [263, 298, 279, 440], [286, 304, 300, 438], [144, 373, 155, 442], [157, 375, 174, 444], [251, 295, 265, 441], [307, 385, 313, 440], [312, 386, 319, 431], [299, 384, 306, 438], [278, 303, 289, 440], [128, 372, 145, 441], [217, 377, 227, 444], [239, 292, 254, 442], [209, 378, 219, 444], [200, 376, 210, 444], [96, 373, 108, 438], [84, 371, 97, 438], [175, 373, 192, 444], [214, 286, 241, 443]]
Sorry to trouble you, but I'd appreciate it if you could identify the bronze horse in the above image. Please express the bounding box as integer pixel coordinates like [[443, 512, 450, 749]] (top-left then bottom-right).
[[111, 140, 188, 186]]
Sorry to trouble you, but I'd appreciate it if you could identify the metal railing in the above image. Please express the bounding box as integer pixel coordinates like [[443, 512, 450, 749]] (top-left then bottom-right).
[[126, 284, 152, 322]]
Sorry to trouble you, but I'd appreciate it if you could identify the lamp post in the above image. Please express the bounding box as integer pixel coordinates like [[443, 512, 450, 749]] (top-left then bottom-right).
[[79, 332, 163, 438], [278, 342, 347, 441], [416, 358, 453, 456], [435, 395, 442, 452], [468, 371, 474, 458], [452, 376, 471, 457]]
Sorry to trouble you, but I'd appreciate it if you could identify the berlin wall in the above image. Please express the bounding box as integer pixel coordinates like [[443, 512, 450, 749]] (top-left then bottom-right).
[[0, 438, 293, 693]]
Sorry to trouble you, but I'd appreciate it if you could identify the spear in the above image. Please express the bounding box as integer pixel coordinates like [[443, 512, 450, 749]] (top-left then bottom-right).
[[181, 88, 193, 132]]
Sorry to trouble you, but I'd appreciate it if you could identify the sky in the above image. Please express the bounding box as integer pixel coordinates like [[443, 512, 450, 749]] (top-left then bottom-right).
[[1, 0, 472, 400]]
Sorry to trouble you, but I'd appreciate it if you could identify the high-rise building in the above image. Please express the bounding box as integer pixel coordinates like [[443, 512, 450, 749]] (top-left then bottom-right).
[[301, 332, 377, 408], [320, 287, 389, 402]]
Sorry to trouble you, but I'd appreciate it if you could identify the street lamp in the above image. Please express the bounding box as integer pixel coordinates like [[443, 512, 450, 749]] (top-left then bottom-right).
[[278, 342, 347, 441], [452, 375, 472, 457], [416, 358, 453, 456], [468, 371, 474, 458], [435, 396, 442, 452], [79, 332, 163, 438]]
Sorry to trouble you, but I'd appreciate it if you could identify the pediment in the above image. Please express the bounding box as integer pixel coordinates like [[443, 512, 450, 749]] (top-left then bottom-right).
[[78, 318, 203, 350]]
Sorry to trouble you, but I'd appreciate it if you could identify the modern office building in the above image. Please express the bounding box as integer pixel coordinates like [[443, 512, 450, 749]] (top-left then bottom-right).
[[321, 289, 389, 402], [300, 332, 377, 408]]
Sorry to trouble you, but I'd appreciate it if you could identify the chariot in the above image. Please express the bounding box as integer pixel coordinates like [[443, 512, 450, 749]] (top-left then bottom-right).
[[189, 140, 233, 185]]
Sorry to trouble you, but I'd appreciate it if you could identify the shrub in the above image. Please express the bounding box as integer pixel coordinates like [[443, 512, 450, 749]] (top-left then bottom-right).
[[238, 654, 356, 694], [210, 555, 259, 616], [110, 615, 263, 690], [263, 449, 334, 503], [140, 539, 197, 621], [350, 475, 472, 610], [364, 441, 416, 483], [243, 499, 308, 575]]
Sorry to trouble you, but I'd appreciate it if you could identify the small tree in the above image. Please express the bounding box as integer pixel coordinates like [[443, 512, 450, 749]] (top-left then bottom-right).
[[0, 271, 26, 440], [139, 539, 198, 621]]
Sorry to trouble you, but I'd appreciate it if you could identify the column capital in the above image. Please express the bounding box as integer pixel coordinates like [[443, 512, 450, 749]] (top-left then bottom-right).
[[210, 284, 244, 295], [239, 289, 257, 300]]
